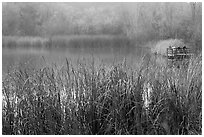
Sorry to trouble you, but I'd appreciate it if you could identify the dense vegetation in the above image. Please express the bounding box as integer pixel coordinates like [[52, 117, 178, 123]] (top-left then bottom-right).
[[2, 2, 202, 49], [2, 53, 202, 135]]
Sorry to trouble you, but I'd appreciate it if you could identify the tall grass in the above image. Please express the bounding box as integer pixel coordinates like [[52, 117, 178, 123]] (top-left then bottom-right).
[[2, 53, 202, 135]]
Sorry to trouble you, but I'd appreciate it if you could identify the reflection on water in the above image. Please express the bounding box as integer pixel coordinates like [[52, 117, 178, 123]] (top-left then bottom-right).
[[2, 46, 149, 78]]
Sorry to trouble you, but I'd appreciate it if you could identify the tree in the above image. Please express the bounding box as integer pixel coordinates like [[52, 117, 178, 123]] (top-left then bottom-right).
[[18, 3, 40, 36], [2, 3, 21, 35], [190, 2, 202, 51]]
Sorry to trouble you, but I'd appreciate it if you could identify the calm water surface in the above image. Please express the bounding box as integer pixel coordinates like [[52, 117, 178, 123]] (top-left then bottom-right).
[[2, 47, 149, 78]]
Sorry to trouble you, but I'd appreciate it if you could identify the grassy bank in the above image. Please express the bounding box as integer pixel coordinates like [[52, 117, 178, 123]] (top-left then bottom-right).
[[2, 53, 202, 135], [2, 35, 134, 52], [2, 36, 49, 49]]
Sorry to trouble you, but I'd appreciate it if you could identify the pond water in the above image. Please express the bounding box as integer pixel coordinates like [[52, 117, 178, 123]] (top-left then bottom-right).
[[2, 46, 149, 78]]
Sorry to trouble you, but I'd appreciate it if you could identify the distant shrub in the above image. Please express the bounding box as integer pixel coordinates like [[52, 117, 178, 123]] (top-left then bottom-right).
[[152, 39, 186, 55]]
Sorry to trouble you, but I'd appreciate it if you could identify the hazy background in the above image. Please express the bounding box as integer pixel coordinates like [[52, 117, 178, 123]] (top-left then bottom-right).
[[3, 2, 202, 46]]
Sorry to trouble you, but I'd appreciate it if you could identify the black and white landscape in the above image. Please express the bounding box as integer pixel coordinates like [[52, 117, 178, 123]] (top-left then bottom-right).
[[2, 2, 202, 135]]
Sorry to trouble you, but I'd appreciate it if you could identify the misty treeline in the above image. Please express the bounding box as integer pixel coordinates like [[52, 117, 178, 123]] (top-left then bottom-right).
[[2, 2, 202, 49]]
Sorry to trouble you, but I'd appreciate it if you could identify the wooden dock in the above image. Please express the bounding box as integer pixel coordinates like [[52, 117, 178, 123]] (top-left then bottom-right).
[[167, 47, 191, 60], [166, 46, 192, 68]]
